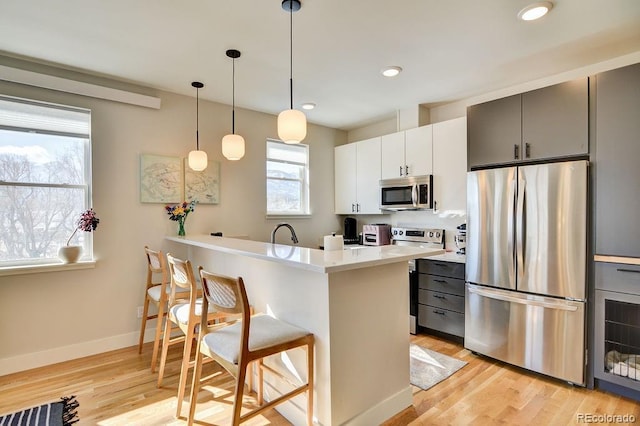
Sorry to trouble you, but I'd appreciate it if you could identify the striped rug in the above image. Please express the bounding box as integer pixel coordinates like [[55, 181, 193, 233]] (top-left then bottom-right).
[[0, 396, 78, 426]]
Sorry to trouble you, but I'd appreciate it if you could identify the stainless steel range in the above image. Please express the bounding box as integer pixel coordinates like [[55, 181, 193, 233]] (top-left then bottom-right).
[[392, 227, 445, 334]]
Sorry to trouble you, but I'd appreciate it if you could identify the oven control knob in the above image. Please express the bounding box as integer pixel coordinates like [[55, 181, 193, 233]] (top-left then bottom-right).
[[428, 231, 434, 237], [399, 230, 404, 235], [435, 231, 441, 238]]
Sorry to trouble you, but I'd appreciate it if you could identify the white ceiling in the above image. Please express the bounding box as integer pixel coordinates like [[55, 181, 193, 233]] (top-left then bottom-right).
[[1, 0, 640, 131]]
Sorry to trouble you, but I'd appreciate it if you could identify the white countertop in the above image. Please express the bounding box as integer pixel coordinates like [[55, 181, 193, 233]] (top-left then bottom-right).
[[427, 252, 466, 264], [166, 234, 445, 273]]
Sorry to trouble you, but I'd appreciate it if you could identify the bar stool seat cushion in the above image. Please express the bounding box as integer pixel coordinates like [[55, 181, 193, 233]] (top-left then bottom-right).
[[147, 284, 170, 302], [202, 314, 309, 364], [170, 299, 216, 325]]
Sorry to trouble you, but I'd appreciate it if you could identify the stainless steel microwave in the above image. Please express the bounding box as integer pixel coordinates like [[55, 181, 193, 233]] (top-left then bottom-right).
[[379, 175, 433, 210]]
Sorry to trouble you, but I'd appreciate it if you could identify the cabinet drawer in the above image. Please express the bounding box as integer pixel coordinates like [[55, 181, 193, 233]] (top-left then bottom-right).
[[418, 305, 464, 337], [417, 259, 465, 279], [595, 261, 640, 294], [418, 274, 465, 296], [419, 289, 464, 313]]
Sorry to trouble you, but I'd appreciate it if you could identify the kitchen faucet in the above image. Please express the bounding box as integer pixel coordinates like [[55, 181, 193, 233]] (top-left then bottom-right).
[[270, 223, 299, 244]]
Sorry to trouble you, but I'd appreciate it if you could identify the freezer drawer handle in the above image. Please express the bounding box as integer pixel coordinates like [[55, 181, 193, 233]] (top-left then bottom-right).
[[434, 279, 448, 283], [617, 268, 640, 274], [433, 310, 446, 315], [467, 286, 579, 311], [434, 294, 446, 299]]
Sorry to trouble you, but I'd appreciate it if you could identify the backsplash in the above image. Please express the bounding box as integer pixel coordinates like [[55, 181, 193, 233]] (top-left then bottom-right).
[[344, 210, 466, 252]]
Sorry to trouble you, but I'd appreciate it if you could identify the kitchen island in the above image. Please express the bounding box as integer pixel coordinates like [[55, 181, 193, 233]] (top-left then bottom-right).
[[166, 234, 444, 426]]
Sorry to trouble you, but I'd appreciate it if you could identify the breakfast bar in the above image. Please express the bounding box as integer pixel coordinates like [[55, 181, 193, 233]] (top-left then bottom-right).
[[166, 234, 444, 426]]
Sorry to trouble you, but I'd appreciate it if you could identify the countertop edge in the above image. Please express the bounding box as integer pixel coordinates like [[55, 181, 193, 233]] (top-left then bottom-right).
[[166, 235, 445, 273], [594, 255, 640, 266]]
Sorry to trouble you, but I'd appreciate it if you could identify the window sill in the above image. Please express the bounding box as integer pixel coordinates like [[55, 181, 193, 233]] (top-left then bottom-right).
[[0, 260, 96, 277], [266, 214, 312, 220]]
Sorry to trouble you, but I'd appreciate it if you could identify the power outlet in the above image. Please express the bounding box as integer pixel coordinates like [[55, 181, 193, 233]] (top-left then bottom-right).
[[137, 306, 144, 319]]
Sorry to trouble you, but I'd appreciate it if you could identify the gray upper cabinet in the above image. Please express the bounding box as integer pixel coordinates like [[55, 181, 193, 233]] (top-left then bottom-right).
[[595, 63, 640, 258], [467, 94, 521, 168], [522, 78, 588, 160], [467, 77, 589, 169]]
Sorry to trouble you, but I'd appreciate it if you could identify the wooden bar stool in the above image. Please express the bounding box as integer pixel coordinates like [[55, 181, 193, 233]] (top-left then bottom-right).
[[187, 268, 314, 426], [157, 254, 227, 418], [139, 246, 184, 372]]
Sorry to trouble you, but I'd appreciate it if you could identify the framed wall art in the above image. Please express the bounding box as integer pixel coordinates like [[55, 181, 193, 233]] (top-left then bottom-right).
[[184, 159, 220, 204], [139, 154, 183, 203]]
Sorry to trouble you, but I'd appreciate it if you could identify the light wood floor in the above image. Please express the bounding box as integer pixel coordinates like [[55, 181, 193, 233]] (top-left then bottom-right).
[[1, 333, 638, 425]]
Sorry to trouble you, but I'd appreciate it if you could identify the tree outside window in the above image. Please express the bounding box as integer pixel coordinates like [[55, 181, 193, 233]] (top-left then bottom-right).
[[266, 139, 309, 215], [0, 96, 91, 266]]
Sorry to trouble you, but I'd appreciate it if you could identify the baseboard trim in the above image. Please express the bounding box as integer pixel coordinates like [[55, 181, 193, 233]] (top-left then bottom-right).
[[342, 386, 413, 426], [0, 327, 158, 376]]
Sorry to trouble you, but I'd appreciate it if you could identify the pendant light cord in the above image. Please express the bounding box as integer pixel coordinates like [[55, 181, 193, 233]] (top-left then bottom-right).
[[196, 86, 200, 150], [289, 3, 293, 110], [232, 56, 236, 134]]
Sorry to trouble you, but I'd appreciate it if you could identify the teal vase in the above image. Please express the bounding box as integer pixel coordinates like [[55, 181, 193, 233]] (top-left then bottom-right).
[[178, 219, 186, 236]]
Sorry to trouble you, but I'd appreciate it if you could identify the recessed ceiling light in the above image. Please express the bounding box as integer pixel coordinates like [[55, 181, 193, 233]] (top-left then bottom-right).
[[518, 1, 553, 21], [382, 66, 403, 77], [302, 102, 316, 110]]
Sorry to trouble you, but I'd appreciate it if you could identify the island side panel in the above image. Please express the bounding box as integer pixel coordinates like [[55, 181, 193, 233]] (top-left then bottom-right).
[[184, 244, 332, 426], [327, 261, 412, 425]]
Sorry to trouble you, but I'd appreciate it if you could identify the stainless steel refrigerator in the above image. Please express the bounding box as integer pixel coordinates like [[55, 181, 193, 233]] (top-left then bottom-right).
[[465, 160, 587, 385]]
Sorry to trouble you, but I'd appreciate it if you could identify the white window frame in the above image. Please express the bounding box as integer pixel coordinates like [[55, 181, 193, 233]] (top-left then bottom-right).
[[266, 139, 310, 216], [0, 95, 93, 269]]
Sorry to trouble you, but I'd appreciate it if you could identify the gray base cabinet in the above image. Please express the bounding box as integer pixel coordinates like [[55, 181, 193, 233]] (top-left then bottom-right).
[[467, 77, 588, 169], [595, 63, 640, 258], [416, 259, 465, 338], [594, 262, 640, 394]]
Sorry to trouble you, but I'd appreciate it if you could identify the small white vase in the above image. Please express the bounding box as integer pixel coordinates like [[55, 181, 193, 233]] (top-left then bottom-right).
[[58, 245, 82, 263]]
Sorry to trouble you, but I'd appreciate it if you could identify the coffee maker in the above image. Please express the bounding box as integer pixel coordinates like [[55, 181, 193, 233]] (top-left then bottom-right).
[[343, 217, 359, 245]]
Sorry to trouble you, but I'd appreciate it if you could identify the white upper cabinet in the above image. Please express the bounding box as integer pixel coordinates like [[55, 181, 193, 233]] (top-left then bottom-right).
[[432, 117, 467, 215], [334, 137, 381, 214], [381, 125, 433, 180], [380, 132, 405, 179], [334, 143, 357, 214]]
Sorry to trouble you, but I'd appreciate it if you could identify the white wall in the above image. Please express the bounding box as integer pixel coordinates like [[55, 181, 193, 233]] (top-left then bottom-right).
[[0, 66, 346, 374]]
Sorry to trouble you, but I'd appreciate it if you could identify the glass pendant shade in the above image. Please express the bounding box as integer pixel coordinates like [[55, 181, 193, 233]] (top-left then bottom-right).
[[222, 133, 245, 160], [188, 81, 207, 171], [278, 109, 307, 144], [188, 149, 208, 171]]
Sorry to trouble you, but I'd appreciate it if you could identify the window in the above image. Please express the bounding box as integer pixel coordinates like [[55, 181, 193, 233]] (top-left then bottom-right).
[[266, 139, 309, 215], [0, 95, 92, 266]]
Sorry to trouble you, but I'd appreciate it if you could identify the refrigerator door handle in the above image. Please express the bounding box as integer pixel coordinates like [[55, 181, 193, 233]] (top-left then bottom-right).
[[507, 179, 516, 271], [467, 285, 579, 311], [516, 177, 526, 281]]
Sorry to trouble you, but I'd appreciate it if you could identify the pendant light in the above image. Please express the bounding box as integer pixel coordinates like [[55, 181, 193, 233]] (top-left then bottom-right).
[[188, 81, 208, 171], [222, 49, 245, 161], [277, 0, 307, 144]]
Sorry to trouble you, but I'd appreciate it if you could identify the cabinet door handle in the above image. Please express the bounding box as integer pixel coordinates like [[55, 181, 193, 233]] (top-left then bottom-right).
[[351, 203, 355, 212], [405, 165, 409, 175], [525, 142, 531, 158], [514, 144, 520, 159], [399, 166, 403, 176], [617, 268, 640, 274], [433, 310, 446, 315], [356, 203, 361, 212]]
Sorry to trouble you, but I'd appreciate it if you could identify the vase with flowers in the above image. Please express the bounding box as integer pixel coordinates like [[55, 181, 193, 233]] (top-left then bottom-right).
[[165, 200, 196, 236], [59, 208, 100, 263]]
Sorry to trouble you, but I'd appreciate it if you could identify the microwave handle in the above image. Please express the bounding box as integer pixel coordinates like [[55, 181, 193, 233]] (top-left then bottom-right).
[[411, 184, 418, 207]]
